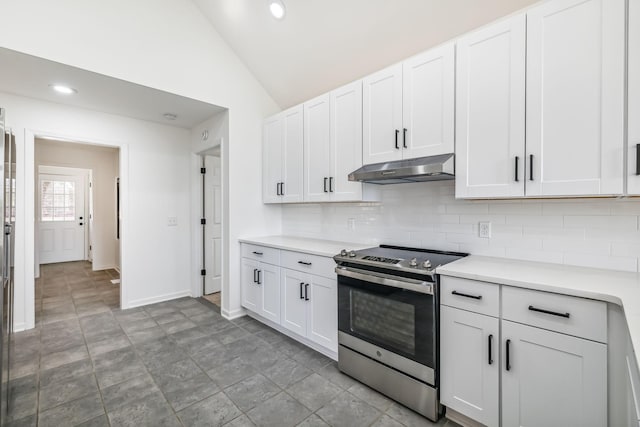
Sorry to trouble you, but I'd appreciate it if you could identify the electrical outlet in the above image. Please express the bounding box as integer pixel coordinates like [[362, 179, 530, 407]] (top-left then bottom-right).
[[479, 221, 491, 238], [167, 217, 178, 226], [347, 218, 356, 231]]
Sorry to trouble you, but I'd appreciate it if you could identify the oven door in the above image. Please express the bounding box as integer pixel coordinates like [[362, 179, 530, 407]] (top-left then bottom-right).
[[336, 266, 437, 385]]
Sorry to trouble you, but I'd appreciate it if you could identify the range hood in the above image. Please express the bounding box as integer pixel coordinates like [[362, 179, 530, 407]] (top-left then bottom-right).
[[348, 153, 455, 185]]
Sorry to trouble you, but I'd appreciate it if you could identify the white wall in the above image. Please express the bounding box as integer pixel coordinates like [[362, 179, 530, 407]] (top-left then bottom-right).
[[282, 182, 640, 273], [35, 139, 119, 271], [0, 0, 282, 320], [2, 91, 195, 331]]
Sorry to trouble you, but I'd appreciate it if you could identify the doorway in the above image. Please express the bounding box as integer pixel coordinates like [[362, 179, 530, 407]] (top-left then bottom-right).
[[201, 149, 222, 308]]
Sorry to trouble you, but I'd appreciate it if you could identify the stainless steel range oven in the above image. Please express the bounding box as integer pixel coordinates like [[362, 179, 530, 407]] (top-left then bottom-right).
[[334, 245, 467, 421]]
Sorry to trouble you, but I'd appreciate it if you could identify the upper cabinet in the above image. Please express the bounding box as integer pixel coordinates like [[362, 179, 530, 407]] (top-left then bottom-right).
[[363, 42, 456, 165], [629, 0, 640, 195], [263, 106, 304, 204], [456, 0, 626, 199], [455, 15, 526, 199], [304, 81, 365, 202], [526, 0, 625, 197]]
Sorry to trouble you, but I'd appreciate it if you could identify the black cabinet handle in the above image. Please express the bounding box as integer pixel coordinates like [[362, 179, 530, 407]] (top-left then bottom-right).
[[252, 251, 263, 256], [636, 144, 640, 176], [515, 156, 519, 182], [329, 177, 333, 193], [79, 216, 83, 220], [299, 282, 304, 299], [298, 261, 312, 266], [256, 270, 262, 285], [506, 339, 511, 371], [529, 155, 534, 181], [395, 129, 399, 149], [276, 183, 280, 196], [253, 269, 257, 283], [304, 283, 309, 301], [488, 334, 493, 365], [281, 182, 285, 196], [528, 305, 570, 318], [79, 223, 84, 226], [403, 128, 407, 148], [451, 290, 482, 300], [324, 177, 328, 193]]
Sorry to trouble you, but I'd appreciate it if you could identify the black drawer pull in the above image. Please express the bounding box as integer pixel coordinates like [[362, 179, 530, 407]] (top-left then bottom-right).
[[506, 339, 511, 371], [451, 290, 482, 300], [252, 251, 263, 256], [488, 334, 493, 365], [636, 144, 640, 176], [298, 261, 312, 266], [528, 305, 570, 318]]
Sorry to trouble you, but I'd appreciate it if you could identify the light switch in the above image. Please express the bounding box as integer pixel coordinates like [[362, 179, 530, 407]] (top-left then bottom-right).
[[168, 217, 178, 226]]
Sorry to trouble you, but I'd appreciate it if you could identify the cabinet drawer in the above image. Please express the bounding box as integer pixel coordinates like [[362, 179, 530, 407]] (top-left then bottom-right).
[[441, 276, 500, 317], [241, 244, 280, 265], [281, 250, 336, 279], [502, 286, 607, 343]]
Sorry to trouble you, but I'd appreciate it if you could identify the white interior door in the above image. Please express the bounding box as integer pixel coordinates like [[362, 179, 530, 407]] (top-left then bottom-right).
[[38, 172, 86, 264], [204, 155, 222, 294]]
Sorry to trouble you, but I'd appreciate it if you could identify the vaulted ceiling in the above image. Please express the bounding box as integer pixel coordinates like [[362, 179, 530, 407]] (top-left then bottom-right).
[[193, 0, 538, 109]]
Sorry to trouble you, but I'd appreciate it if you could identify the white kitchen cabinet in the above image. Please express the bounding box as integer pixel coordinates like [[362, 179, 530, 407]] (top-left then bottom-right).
[[262, 105, 303, 203], [303, 81, 365, 203], [440, 306, 499, 427], [240, 257, 280, 324], [628, 0, 640, 195], [502, 320, 607, 427], [455, 14, 526, 199], [363, 63, 403, 165], [526, 0, 625, 197], [280, 268, 338, 353], [402, 42, 455, 159]]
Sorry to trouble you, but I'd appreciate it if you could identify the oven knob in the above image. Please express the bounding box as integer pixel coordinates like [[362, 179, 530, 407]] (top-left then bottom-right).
[[340, 249, 348, 257], [410, 258, 418, 267], [349, 251, 356, 258], [423, 260, 432, 269]]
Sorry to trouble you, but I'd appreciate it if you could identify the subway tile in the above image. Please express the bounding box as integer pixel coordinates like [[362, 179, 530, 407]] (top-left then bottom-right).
[[563, 215, 638, 231], [506, 215, 564, 227], [505, 248, 564, 264], [563, 253, 638, 272], [543, 238, 611, 255]]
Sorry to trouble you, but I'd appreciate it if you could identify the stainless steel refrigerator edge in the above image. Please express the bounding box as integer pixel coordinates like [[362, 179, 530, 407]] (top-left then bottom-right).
[[0, 107, 16, 425]]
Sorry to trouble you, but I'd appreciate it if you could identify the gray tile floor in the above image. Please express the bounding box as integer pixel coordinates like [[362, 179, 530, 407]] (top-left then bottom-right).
[[8, 261, 458, 427]]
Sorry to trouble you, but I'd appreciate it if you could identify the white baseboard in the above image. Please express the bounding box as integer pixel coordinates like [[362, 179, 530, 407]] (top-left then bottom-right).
[[92, 264, 118, 272], [126, 290, 192, 309], [221, 306, 246, 320], [13, 322, 27, 333]]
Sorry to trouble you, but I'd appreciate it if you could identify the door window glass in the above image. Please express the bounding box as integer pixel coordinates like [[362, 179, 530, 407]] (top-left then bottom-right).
[[41, 179, 75, 221]]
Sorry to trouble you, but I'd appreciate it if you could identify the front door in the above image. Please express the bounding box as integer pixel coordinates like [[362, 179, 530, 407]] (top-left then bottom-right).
[[204, 155, 222, 294], [38, 172, 86, 264]]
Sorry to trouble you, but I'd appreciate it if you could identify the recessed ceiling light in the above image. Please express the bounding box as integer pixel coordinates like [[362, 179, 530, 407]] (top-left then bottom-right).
[[49, 84, 77, 95], [163, 113, 178, 121], [268, 0, 286, 19]]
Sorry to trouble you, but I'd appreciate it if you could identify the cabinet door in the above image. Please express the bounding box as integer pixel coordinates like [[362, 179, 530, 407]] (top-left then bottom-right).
[[241, 258, 260, 313], [526, 0, 625, 196], [304, 94, 332, 202], [629, 0, 640, 195], [363, 64, 403, 165], [502, 320, 607, 427], [282, 105, 304, 203], [402, 42, 455, 160], [262, 115, 283, 204], [258, 262, 280, 324], [307, 275, 337, 352], [331, 81, 363, 202], [455, 15, 526, 199], [440, 306, 499, 427], [280, 268, 308, 337]]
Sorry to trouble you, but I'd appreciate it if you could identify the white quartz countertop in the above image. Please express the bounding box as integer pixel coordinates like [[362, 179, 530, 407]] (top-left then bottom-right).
[[437, 255, 640, 367], [238, 235, 370, 258]]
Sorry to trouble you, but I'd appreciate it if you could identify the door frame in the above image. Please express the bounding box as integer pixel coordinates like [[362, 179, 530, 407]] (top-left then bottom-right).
[[35, 165, 91, 270], [18, 130, 129, 331]]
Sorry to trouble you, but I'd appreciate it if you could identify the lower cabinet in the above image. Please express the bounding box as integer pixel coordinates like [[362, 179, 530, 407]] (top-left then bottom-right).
[[240, 258, 280, 324], [440, 306, 499, 427], [440, 276, 608, 427], [281, 268, 337, 352], [501, 321, 607, 427]]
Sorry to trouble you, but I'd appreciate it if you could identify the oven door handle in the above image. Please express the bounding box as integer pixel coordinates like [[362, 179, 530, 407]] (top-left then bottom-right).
[[335, 266, 434, 295]]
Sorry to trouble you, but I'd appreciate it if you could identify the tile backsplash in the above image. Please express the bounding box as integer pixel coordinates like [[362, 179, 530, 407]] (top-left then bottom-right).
[[281, 181, 640, 272]]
